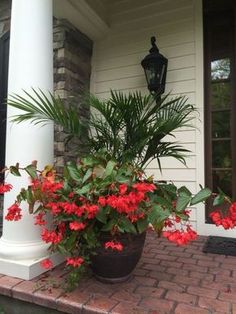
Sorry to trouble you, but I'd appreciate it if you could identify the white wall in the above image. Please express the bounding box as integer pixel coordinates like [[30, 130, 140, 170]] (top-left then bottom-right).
[[90, 0, 204, 229]]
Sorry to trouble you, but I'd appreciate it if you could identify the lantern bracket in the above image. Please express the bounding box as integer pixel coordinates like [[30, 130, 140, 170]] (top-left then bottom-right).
[[149, 36, 159, 54]]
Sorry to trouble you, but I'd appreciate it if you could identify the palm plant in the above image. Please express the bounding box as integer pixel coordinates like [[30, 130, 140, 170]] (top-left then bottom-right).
[[8, 89, 195, 169]]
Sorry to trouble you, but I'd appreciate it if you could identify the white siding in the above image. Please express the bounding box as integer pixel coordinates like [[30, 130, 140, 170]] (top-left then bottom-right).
[[91, 0, 203, 226]]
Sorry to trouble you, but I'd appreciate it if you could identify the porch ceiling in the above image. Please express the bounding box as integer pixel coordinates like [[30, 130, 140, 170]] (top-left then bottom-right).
[[53, 0, 110, 40]]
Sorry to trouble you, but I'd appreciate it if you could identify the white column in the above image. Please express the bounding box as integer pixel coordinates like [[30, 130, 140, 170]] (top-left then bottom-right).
[[0, 0, 63, 280]]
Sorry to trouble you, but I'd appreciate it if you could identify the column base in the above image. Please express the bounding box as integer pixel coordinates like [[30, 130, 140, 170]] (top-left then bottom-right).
[[0, 253, 64, 280]]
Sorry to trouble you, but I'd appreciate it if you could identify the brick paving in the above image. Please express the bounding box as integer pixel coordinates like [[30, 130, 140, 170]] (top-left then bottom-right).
[[0, 231, 236, 313]]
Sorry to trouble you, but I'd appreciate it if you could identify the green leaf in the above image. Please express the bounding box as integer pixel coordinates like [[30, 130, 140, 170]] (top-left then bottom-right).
[[176, 194, 192, 212], [57, 244, 69, 256], [96, 207, 108, 224], [178, 186, 192, 197], [213, 194, 225, 206], [153, 196, 172, 209], [74, 184, 91, 195], [103, 160, 117, 178], [148, 204, 163, 224], [25, 165, 37, 179], [101, 219, 117, 231], [190, 188, 212, 205], [82, 169, 92, 183], [66, 162, 82, 182], [9, 166, 21, 176], [119, 217, 137, 234], [66, 232, 78, 251], [137, 219, 149, 233]]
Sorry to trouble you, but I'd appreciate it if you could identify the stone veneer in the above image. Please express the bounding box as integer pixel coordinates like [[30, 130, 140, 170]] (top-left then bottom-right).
[[0, 0, 93, 222], [53, 19, 93, 173]]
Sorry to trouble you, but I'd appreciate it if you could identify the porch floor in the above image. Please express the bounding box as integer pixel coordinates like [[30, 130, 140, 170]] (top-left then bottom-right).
[[0, 231, 236, 314]]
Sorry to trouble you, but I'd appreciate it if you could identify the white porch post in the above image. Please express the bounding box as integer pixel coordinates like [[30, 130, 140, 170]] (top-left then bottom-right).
[[0, 0, 63, 279]]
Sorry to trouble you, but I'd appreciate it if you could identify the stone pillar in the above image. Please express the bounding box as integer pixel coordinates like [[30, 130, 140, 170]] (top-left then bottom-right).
[[0, 0, 63, 280]]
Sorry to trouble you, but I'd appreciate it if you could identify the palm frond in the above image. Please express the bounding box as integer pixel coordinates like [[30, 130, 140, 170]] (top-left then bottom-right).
[[8, 89, 85, 137]]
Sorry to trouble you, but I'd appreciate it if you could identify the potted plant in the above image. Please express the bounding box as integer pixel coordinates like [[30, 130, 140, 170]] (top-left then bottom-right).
[[0, 90, 211, 289], [1, 150, 211, 290]]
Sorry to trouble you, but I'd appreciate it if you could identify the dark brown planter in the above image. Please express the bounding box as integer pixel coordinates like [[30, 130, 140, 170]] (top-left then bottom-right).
[[90, 232, 146, 283]]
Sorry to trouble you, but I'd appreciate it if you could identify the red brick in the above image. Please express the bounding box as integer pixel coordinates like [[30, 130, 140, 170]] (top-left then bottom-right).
[[149, 248, 171, 255], [152, 254, 177, 261], [135, 286, 164, 298], [184, 264, 208, 273], [33, 286, 63, 309], [57, 290, 90, 313], [232, 303, 236, 314], [133, 276, 156, 287], [173, 275, 200, 286], [187, 286, 219, 298], [189, 271, 214, 281], [139, 297, 174, 313], [148, 270, 173, 281], [201, 280, 230, 292], [214, 275, 234, 283], [175, 303, 209, 314], [133, 268, 149, 276], [197, 260, 220, 268], [218, 291, 236, 302], [177, 257, 197, 265], [141, 263, 165, 272], [141, 257, 160, 265], [83, 294, 119, 313], [169, 251, 192, 258], [111, 289, 141, 303], [142, 252, 156, 259], [224, 256, 236, 264], [213, 255, 228, 262], [83, 282, 115, 296], [166, 267, 189, 276], [0, 276, 23, 296], [192, 254, 214, 261], [158, 280, 186, 292], [159, 260, 183, 268], [198, 296, 230, 313], [166, 246, 185, 252], [166, 290, 197, 305], [12, 280, 36, 302], [208, 268, 231, 276], [111, 301, 147, 314], [220, 262, 236, 270]]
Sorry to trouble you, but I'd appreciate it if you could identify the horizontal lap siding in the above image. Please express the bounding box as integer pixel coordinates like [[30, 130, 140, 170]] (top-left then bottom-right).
[[91, 0, 197, 224]]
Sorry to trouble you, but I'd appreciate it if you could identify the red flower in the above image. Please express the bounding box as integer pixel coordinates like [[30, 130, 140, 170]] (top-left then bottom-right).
[[34, 213, 46, 226], [163, 227, 197, 245], [69, 221, 86, 231], [66, 257, 84, 267], [105, 241, 123, 251], [164, 219, 174, 228], [132, 182, 156, 193], [0, 183, 12, 194], [86, 204, 99, 219], [40, 258, 53, 269], [46, 202, 62, 215], [5, 203, 22, 221], [119, 184, 128, 195], [41, 229, 63, 244], [41, 179, 63, 193], [98, 196, 107, 207]]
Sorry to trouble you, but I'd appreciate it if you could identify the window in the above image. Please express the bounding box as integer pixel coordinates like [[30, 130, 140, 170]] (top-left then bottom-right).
[[204, 0, 236, 220]]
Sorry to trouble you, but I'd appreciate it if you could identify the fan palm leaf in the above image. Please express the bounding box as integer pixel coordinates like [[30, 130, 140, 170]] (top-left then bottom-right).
[[8, 89, 196, 170]]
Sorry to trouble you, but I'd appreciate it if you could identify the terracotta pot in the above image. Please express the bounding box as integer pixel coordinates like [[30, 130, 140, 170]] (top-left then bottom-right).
[[90, 232, 146, 283]]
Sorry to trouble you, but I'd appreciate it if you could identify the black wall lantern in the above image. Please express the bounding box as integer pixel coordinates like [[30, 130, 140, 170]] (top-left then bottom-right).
[[141, 36, 168, 95]]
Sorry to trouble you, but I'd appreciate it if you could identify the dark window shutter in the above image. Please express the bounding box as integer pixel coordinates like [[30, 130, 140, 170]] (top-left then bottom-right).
[[0, 31, 10, 175]]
